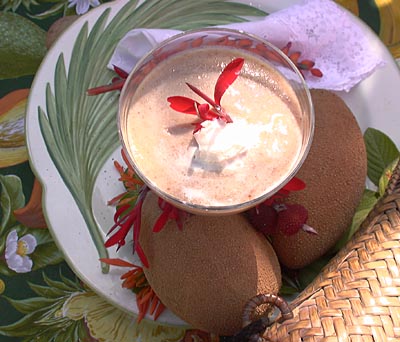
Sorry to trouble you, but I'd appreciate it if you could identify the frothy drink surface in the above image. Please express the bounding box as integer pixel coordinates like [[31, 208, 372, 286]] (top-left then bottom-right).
[[124, 47, 303, 207]]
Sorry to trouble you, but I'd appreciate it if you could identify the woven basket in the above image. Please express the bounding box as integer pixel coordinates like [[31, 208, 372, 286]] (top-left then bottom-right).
[[262, 160, 400, 341]]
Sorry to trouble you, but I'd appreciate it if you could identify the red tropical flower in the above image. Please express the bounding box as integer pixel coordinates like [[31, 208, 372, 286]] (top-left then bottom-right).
[[106, 150, 189, 268], [105, 185, 150, 268], [87, 65, 128, 95], [100, 258, 165, 322], [153, 197, 188, 233], [167, 57, 244, 132]]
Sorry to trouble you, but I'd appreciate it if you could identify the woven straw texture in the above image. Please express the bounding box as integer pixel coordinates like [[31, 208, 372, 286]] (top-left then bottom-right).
[[265, 160, 400, 342]]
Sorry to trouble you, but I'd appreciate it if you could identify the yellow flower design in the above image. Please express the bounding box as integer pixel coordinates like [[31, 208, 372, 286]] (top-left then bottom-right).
[[63, 291, 186, 342]]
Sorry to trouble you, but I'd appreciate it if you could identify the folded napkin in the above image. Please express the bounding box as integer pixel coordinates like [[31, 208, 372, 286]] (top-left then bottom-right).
[[109, 0, 385, 92]]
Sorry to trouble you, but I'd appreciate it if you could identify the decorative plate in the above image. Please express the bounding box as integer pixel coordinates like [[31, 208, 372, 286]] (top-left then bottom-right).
[[25, 0, 400, 327]]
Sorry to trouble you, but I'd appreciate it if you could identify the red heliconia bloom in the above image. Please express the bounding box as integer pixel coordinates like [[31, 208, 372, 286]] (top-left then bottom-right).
[[281, 42, 323, 78], [105, 185, 150, 268], [100, 258, 165, 322], [153, 197, 189, 233], [167, 57, 244, 132], [106, 150, 190, 267], [108, 149, 144, 206], [87, 65, 128, 95]]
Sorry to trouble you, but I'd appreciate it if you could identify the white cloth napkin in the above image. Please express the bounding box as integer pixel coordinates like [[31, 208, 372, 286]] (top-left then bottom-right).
[[109, 0, 385, 92]]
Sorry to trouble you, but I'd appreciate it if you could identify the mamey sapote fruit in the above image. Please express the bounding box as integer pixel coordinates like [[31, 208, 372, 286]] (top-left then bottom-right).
[[271, 89, 367, 269], [139, 191, 281, 335], [0, 89, 29, 167]]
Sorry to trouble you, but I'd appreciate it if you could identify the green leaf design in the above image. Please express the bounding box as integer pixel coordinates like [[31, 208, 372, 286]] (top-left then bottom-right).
[[0, 311, 45, 337], [0, 177, 13, 235], [1, 0, 41, 12], [0, 174, 25, 235], [0, 271, 88, 340], [37, 0, 266, 272], [31, 241, 64, 270], [4, 297, 55, 314], [28, 2, 67, 20], [0, 263, 15, 277], [0, 12, 47, 79], [333, 189, 379, 252], [42, 271, 81, 291], [364, 127, 399, 185], [28, 282, 70, 298]]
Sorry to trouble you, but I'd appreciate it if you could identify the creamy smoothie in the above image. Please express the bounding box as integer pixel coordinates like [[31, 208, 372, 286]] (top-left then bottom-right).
[[122, 47, 304, 208]]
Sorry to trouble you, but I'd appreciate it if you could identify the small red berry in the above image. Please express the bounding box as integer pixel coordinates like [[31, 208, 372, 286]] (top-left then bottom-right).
[[298, 59, 315, 70], [276, 204, 308, 236], [281, 42, 292, 55], [247, 204, 278, 235], [310, 68, 323, 77]]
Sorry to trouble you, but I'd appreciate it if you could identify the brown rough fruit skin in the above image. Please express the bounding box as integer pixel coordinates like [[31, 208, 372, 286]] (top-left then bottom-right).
[[272, 89, 367, 269], [139, 191, 281, 335]]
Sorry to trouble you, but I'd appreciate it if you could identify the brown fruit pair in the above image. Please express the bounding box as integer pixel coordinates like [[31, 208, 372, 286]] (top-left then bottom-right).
[[138, 89, 366, 335]]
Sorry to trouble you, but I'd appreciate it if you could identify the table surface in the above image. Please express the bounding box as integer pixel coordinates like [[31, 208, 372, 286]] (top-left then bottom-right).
[[0, 0, 399, 341]]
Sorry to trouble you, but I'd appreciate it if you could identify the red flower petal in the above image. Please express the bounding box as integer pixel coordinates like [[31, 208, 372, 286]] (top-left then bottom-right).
[[113, 65, 129, 78], [198, 104, 217, 121], [281, 42, 292, 55], [214, 58, 244, 106], [153, 301, 166, 320], [167, 96, 199, 114], [135, 242, 149, 268], [310, 68, 323, 77], [87, 79, 126, 95], [289, 52, 301, 64], [153, 206, 172, 233], [107, 192, 126, 206], [186, 83, 217, 107], [104, 214, 135, 248], [283, 177, 306, 192], [114, 204, 131, 221], [192, 121, 204, 133]]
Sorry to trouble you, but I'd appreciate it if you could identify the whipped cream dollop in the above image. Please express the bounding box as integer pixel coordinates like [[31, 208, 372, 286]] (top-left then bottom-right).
[[192, 115, 286, 172]]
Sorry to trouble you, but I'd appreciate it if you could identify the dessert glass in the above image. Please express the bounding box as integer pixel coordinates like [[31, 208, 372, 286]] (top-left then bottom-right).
[[118, 28, 314, 215]]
